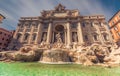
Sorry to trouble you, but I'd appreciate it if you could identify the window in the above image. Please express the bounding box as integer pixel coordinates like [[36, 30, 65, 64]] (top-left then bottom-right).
[[71, 22, 77, 28], [118, 32, 120, 36], [2, 38, 4, 40], [84, 35, 88, 40], [91, 22, 93, 27], [4, 34, 6, 36], [93, 35, 98, 41], [103, 35, 108, 41], [32, 34, 36, 41], [82, 22, 85, 27], [4, 44, 7, 46], [24, 34, 29, 41], [112, 21, 114, 25], [6, 39, 9, 41], [8, 35, 10, 37], [16, 34, 22, 40], [114, 26, 118, 31], [0, 32, 2, 34], [99, 22, 102, 27], [44, 23, 49, 29], [0, 43, 2, 45]]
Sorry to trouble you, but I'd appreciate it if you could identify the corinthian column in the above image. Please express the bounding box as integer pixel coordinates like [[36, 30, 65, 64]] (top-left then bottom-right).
[[67, 22, 72, 45], [46, 22, 52, 44], [28, 24, 34, 44], [35, 23, 42, 44], [21, 25, 27, 43], [77, 22, 84, 44], [14, 25, 20, 39]]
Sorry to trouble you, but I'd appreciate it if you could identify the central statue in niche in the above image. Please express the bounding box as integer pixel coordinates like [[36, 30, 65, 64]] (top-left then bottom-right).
[[54, 25, 64, 44], [56, 32, 63, 43]]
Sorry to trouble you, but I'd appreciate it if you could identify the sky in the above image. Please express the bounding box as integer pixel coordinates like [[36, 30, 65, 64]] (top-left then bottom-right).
[[0, 0, 120, 30]]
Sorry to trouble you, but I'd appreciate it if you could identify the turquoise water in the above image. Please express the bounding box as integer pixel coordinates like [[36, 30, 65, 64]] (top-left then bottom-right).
[[0, 62, 120, 76]]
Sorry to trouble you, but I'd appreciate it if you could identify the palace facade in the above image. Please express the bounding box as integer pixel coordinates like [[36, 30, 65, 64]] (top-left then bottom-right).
[[109, 10, 120, 46], [9, 4, 113, 50], [0, 28, 13, 51]]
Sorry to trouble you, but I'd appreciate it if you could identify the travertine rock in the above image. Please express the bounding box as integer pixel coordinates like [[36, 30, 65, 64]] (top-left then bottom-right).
[[104, 47, 120, 64], [40, 49, 70, 62]]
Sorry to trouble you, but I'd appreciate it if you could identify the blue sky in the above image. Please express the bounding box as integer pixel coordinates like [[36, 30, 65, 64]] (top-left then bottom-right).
[[0, 0, 120, 30]]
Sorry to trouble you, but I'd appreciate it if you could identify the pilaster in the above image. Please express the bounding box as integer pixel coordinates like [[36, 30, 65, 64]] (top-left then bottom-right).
[[21, 25, 27, 42], [46, 22, 52, 44], [67, 22, 72, 45], [35, 23, 42, 44], [28, 24, 34, 44], [77, 22, 84, 44]]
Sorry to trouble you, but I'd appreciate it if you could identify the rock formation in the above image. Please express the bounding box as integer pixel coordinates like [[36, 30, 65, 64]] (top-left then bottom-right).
[[104, 47, 120, 65], [1, 43, 120, 66]]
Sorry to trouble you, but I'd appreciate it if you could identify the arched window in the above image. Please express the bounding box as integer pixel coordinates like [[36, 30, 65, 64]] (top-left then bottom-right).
[[16, 33, 22, 40], [103, 34, 108, 41], [102, 33, 109, 41], [32, 34, 37, 41], [92, 33, 98, 41], [93, 35, 98, 41], [24, 33, 29, 41]]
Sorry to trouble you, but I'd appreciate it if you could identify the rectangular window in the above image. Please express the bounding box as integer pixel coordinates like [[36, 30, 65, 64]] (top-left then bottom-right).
[[99, 22, 103, 27], [82, 23, 85, 27], [112, 21, 114, 25], [103, 35, 108, 41], [2, 38, 4, 40], [114, 26, 118, 31], [84, 35, 88, 40], [91, 22, 93, 27], [44, 23, 49, 29], [0, 32, 2, 34], [93, 35, 98, 41], [71, 22, 77, 28], [118, 32, 120, 36]]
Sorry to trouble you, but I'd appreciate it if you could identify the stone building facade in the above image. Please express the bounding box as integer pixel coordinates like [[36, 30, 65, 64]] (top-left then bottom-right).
[[0, 28, 13, 51], [9, 4, 113, 50], [109, 10, 120, 46]]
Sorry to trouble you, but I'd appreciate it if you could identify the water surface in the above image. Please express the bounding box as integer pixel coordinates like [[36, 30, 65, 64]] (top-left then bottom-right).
[[0, 62, 120, 76]]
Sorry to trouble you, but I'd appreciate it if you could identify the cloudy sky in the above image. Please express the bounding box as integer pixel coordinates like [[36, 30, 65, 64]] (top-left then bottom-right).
[[0, 0, 120, 30]]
